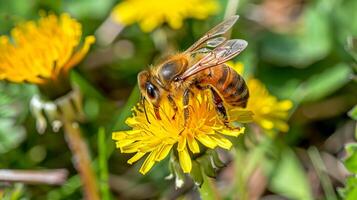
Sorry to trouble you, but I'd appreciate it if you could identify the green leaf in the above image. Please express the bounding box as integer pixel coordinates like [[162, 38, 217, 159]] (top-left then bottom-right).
[[339, 176, 357, 200], [269, 148, 313, 200], [71, 71, 105, 101], [340, 143, 357, 199], [47, 175, 81, 200], [348, 105, 357, 138], [348, 105, 357, 120], [261, 6, 331, 67], [84, 97, 100, 121], [112, 86, 140, 130], [335, 0, 357, 44], [98, 127, 111, 200], [0, 119, 26, 154], [2, 183, 26, 200], [296, 63, 352, 103], [345, 143, 357, 174], [63, 0, 116, 19], [345, 37, 357, 62], [0, 83, 35, 153], [0, 0, 35, 33]]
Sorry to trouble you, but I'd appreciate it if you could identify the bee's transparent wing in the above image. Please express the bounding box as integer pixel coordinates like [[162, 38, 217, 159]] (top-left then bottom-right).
[[180, 39, 247, 79], [185, 15, 239, 53]]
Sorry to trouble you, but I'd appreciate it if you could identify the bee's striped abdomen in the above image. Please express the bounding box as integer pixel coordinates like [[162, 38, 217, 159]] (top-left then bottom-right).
[[199, 64, 249, 108]]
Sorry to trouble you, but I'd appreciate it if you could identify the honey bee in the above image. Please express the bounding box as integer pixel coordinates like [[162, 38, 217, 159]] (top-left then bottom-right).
[[138, 15, 249, 126]]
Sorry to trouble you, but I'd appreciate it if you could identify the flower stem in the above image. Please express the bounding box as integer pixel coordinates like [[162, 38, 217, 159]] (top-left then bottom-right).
[[63, 121, 100, 200], [198, 175, 221, 200], [308, 147, 337, 200], [98, 127, 111, 200]]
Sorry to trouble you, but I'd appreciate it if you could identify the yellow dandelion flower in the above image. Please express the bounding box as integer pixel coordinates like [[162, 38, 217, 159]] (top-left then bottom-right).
[[113, 90, 252, 174], [226, 61, 244, 75], [0, 13, 95, 85], [227, 61, 293, 132], [246, 79, 293, 132], [111, 0, 219, 32]]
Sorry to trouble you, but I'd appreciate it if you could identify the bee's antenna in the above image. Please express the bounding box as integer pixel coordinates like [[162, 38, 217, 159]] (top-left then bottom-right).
[[142, 95, 151, 124]]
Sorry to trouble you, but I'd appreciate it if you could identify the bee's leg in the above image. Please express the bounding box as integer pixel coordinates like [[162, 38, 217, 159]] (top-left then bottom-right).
[[168, 95, 178, 120], [183, 88, 191, 126], [196, 84, 230, 127], [209, 88, 232, 129], [154, 106, 161, 120]]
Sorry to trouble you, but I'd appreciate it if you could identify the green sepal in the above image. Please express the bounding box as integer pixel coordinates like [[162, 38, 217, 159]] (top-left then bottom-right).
[[190, 160, 204, 187], [209, 150, 226, 169], [198, 155, 216, 178]]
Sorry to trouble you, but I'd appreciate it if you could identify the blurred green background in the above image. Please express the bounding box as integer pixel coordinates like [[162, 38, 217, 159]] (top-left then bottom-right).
[[0, 0, 356, 199]]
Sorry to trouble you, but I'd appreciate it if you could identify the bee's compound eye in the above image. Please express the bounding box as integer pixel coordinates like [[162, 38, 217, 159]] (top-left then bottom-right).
[[145, 82, 157, 99]]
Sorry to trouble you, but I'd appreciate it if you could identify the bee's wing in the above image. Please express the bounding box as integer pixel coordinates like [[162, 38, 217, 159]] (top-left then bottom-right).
[[180, 39, 247, 80], [185, 15, 240, 53]]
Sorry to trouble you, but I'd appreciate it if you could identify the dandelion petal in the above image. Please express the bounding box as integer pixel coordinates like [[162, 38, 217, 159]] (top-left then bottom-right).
[[179, 148, 192, 173]]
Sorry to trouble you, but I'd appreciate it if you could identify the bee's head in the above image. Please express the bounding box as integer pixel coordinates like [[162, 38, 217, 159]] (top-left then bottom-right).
[[137, 70, 162, 120]]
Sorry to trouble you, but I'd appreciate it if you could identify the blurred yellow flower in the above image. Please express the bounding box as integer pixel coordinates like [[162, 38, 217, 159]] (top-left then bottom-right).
[[111, 0, 219, 32], [113, 90, 252, 174], [246, 79, 293, 132], [227, 61, 293, 132], [226, 61, 244, 75], [0, 13, 95, 85]]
